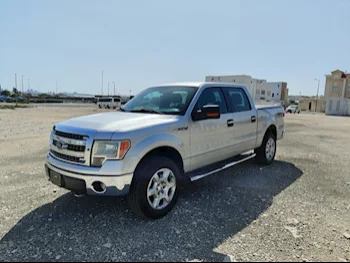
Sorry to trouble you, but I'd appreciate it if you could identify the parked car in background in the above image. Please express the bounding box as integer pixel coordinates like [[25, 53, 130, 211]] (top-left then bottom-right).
[[5, 97, 14, 102], [286, 105, 300, 114], [97, 97, 121, 109], [45, 82, 285, 219]]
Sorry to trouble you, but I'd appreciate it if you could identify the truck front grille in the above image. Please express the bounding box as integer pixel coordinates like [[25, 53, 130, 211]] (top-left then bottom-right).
[[55, 130, 85, 140], [50, 130, 89, 165], [51, 150, 85, 163], [52, 140, 85, 152]]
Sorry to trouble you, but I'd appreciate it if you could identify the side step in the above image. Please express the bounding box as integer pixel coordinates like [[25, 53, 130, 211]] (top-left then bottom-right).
[[190, 153, 256, 182]]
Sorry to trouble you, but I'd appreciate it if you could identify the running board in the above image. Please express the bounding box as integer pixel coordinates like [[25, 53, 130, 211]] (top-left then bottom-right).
[[190, 153, 256, 182]]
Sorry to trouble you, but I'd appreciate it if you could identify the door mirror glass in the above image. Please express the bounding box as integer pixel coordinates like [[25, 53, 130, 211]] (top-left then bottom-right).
[[192, 105, 220, 121]]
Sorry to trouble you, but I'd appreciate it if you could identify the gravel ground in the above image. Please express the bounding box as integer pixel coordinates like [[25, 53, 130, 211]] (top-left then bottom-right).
[[0, 107, 349, 262]]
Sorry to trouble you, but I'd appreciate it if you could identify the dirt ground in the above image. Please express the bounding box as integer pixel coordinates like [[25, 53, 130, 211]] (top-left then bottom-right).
[[0, 106, 349, 262]]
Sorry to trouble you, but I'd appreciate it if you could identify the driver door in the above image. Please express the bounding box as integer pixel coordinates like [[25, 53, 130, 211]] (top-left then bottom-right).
[[189, 87, 235, 171]]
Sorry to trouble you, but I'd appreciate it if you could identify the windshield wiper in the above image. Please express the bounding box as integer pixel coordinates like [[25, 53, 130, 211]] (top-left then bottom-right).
[[130, 109, 163, 114]]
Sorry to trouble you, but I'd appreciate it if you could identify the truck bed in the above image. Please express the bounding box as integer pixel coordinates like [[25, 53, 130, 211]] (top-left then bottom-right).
[[255, 104, 284, 110]]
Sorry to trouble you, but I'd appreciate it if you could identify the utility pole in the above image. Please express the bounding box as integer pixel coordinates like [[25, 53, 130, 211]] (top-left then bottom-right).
[[14, 73, 18, 106], [28, 78, 30, 91], [22, 75, 24, 93], [101, 70, 104, 96], [56, 81, 58, 95], [113, 82, 116, 96], [314, 79, 320, 113]]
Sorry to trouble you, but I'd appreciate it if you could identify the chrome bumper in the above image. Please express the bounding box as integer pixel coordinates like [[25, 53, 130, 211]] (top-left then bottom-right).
[[45, 154, 133, 197]]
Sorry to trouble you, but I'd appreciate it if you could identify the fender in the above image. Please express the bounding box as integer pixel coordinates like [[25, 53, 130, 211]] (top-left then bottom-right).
[[256, 114, 277, 148], [127, 133, 189, 168], [263, 115, 276, 134]]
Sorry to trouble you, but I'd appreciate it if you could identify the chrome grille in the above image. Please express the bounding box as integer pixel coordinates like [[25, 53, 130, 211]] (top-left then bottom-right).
[[54, 130, 85, 140], [52, 140, 85, 152], [50, 129, 88, 165], [51, 150, 84, 163]]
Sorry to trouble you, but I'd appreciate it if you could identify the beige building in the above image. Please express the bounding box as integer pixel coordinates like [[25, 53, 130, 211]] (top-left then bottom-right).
[[205, 75, 288, 104], [267, 82, 289, 103], [324, 70, 350, 116], [299, 97, 325, 112]]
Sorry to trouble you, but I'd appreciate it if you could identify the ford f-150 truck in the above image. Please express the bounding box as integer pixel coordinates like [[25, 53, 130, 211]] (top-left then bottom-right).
[[45, 82, 285, 219]]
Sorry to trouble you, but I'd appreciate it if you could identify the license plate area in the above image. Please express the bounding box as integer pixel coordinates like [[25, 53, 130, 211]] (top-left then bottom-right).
[[50, 170, 63, 187]]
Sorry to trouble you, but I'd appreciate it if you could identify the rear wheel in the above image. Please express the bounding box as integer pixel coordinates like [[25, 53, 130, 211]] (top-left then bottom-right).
[[127, 156, 181, 219], [255, 131, 276, 165]]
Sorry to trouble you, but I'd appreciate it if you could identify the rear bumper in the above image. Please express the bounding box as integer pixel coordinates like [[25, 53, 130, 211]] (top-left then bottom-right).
[[45, 155, 133, 197]]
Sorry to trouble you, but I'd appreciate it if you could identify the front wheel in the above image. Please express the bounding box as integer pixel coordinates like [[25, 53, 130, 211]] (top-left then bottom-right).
[[127, 156, 181, 219], [254, 131, 276, 165]]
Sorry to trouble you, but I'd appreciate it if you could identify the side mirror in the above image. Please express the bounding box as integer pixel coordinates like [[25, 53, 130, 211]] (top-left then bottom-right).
[[192, 105, 221, 121]]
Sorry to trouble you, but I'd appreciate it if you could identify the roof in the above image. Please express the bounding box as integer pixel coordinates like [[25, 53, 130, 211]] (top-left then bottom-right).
[[154, 82, 249, 89], [156, 82, 205, 87], [331, 69, 350, 78], [331, 69, 344, 74]]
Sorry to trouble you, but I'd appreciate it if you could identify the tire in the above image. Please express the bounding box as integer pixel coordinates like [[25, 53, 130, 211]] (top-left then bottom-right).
[[98, 105, 102, 109], [254, 131, 277, 165], [127, 156, 181, 219], [107, 105, 110, 109]]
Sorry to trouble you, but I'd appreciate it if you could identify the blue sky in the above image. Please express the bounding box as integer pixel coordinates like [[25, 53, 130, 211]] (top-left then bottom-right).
[[1, 0, 350, 96]]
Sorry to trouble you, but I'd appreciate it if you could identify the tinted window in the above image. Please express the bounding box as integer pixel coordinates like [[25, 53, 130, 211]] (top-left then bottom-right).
[[223, 88, 252, 112], [195, 87, 227, 114]]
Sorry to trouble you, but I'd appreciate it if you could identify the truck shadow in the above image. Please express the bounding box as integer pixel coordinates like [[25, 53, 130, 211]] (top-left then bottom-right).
[[0, 160, 302, 262]]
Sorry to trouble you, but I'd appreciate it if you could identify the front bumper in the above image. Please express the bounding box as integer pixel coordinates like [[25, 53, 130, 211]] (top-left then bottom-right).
[[45, 154, 134, 196]]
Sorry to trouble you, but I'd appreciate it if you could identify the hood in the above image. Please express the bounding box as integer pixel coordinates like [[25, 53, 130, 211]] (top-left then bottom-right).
[[58, 111, 179, 132]]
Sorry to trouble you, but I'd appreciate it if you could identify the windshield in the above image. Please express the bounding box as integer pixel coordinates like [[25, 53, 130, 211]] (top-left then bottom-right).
[[121, 86, 198, 115]]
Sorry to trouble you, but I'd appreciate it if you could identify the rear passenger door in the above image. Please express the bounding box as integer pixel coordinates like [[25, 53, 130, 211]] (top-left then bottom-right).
[[222, 87, 257, 153], [189, 87, 235, 170]]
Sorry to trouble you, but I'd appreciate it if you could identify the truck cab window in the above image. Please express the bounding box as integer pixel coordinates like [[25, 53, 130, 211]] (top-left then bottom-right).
[[196, 88, 228, 114], [223, 88, 252, 112]]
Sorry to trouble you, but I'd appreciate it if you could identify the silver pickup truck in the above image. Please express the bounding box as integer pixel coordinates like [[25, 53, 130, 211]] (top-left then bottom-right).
[[45, 82, 285, 219]]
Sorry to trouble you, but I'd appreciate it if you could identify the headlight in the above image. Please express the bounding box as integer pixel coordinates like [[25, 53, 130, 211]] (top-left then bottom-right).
[[91, 140, 130, 167]]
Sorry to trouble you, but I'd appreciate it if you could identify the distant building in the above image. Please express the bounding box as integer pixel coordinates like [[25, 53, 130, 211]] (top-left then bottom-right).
[[324, 70, 350, 116], [288, 95, 301, 103], [206, 75, 275, 103], [299, 97, 325, 112], [266, 82, 289, 103]]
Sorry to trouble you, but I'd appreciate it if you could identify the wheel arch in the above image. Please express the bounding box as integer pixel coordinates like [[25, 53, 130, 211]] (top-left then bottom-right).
[[266, 124, 277, 139], [138, 146, 184, 173]]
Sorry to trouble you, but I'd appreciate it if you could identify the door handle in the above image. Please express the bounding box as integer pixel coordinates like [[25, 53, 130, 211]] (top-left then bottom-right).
[[227, 119, 234, 127], [251, 116, 256, 123]]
